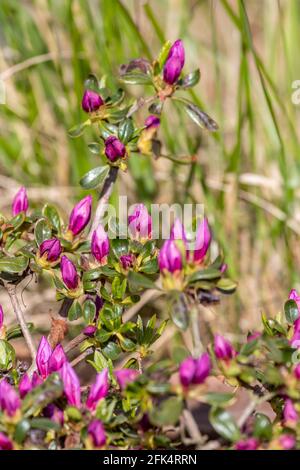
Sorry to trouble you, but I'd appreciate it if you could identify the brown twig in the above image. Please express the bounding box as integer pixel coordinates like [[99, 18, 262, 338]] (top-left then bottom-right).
[[64, 333, 86, 354], [4, 282, 36, 362], [70, 347, 93, 368]]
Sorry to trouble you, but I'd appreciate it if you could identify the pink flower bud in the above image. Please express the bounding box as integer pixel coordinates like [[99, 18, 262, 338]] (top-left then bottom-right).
[[36, 336, 52, 379], [214, 334, 236, 361], [104, 136, 126, 162], [235, 437, 259, 450], [159, 239, 183, 273], [59, 362, 81, 407], [82, 90, 104, 113], [0, 432, 13, 450], [32, 371, 43, 388], [60, 256, 79, 290], [163, 39, 185, 85], [279, 434, 296, 450], [193, 218, 211, 263], [12, 186, 28, 216], [115, 369, 139, 391], [283, 399, 298, 424], [68, 195, 92, 236], [0, 305, 3, 329], [88, 419, 106, 447], [0, 379, 21, 416], [145, 115, 160, 129], [247, 331, 261, 342], [83, 325, 97, 337], [91, 225, 110, 264], [86, 369, 109, 411], [179, 353, 211, 387], [289, 289, 300, 309], [120, 254, 135, 270], [128, 204, 152, 240], [40, 238, 62, 262], [171, 218, 188, 246], [48, 344, 67, 374], [19, 373, 32, 398]]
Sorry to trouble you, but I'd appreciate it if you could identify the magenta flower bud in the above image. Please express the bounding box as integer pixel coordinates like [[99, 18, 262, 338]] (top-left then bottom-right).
[[290, 318, 300, 348], [40, 238, 62, 262], [91, 225, 110, 264], [0, 432, 13, 450], [214, 334, 236, 361], [59, 362, 81, 407], [86, 369, 109, 411], [294, 364, 300, 380], [36, 336, 52, 379], [158, 239, 183, 273], [83, 325, 97, 337], [279, 434, 296, 450], [247, 331, 261, 342], [163, 39, 185, 85], [48, 344, 67, 374], [19, 373, 32, 398], [68, 195, 92, 236], [120, 254, 135, 270], [128, 204, 152, 240], [82, 89, 104, 113], [283, 399, 298, 424], [171, 218, 188, 245], [179, 353, 211, 387], [88, 419, 106, 448], [12, 186, 28, 216], [179, 356, 196, 387], [115, 369, 139, 391], [235, 438, 259, 450], [32, 371, 43, 388], [289, 289, 300, 309], [0, 379, 21, 416], [104, 136, 126, 162], [193, 218, 211, 263], [0, 305, 3, 330], [60, 256, 79, 290], [145, 115, 160, 129]]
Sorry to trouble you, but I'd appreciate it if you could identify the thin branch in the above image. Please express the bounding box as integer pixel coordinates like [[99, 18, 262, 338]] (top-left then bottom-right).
[[64, 333, 86, 354], [70, 347, 93, 368], [4, 282, 36, 361], [190, 305, 203, 357]]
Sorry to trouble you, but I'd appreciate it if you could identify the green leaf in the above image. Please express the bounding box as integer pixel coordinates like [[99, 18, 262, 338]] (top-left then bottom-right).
[[0, 255, 29, 274], [188, 268, 221, 284], [92, 350, 110, 372], [30, 418, 60, 431], [43, 204, 61, 233], [0, 339, 15, 370], [169, 293, 189, 331], [209, 408, 241, 442], [118, 118, 134, 144], [106, 88, 125, 106], [119, 336, 136, 352], [253, 413, 272, 440], [35, 218, 52, 246], [177, 69, 200, 88], [68, 120, 91, 138], [203, 392, 235, 406], [102, 341, 122, 360], [175, 98, 218, 131], [14, 419, 31, 444], [216, 278, 238, 293], [120, 72, 153, 85], [6, 323, 34, 341], [68, 301, 82, 321], [80, 165, 110, 190], [83, 299, 96, 324], [149, 397, 183, 426], [88, 142, 103, 155], [157, 40, 171, 71], [284, 299, 299, 324], [128, 271, 158, 291], [10, 212, 26, 230]]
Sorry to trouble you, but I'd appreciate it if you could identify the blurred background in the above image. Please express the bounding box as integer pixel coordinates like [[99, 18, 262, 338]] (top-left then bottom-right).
[[1, 0, 300, 336]]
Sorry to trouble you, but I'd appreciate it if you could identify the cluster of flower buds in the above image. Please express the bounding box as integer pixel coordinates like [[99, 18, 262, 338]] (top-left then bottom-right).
[[36, 336, 67, 380], [163, 40, 185, 85], [179, 353, 211, 388], [12, 186, 28, 216], [82, 90, 104, 113]]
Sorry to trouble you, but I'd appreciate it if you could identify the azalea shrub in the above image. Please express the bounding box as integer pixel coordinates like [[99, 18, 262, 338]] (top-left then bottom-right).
[[0, 40, 299, 451]]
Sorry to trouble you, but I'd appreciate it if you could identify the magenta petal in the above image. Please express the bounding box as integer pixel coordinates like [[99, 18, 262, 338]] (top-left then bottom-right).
[[36, 336, 52, 379]]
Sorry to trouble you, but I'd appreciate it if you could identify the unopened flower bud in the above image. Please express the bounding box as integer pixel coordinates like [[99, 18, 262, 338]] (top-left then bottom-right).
[[104, 136, 126, 162], [19, 373, 32, 398], [82, 90, 104, 113], [91, 225, 110, 264], [60, 256, 79, 290], [235, 438, 259, 450], [0, 432, 13, 450], [68, 195, 92, 236], [0, 379, 21, 416], [12, 186, 28, 216], [36, 336, 52, 379], [86, 369, 109, 411], [128, 204, 152, 240], [179, 353, 211, 387], [115, 369, 139, 391], [145, 115, 160, 129], [279, 434, 296, 450], [214, 334, 236, 361], [163, 39, 185, 85], [193, 218, 211, 263], [159, 239, 183, 273], [120, 254, 135, 270], [59, 362, 81, 407], [40, 238, 62, 262], [48, 344, 67, 373], [83, 325, 97, 337], [88, 419, 106, 447], [283, 399, 298, 425]]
